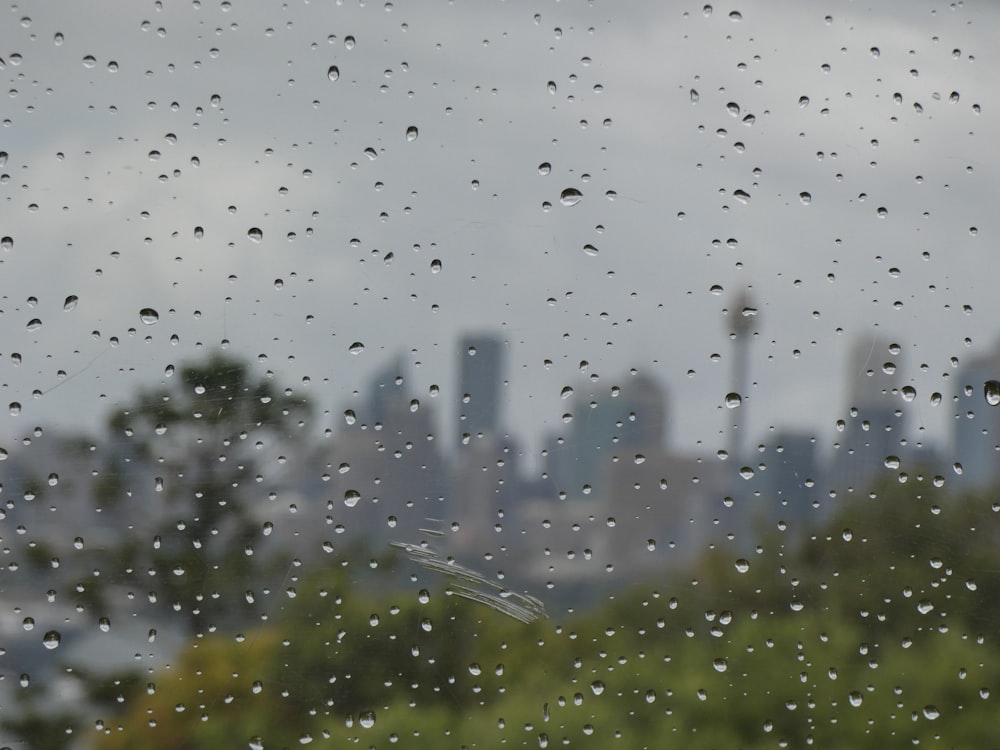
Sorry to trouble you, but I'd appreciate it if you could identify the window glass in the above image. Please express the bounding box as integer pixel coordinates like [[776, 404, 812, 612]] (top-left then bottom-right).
[[1, 1, 998, 748]]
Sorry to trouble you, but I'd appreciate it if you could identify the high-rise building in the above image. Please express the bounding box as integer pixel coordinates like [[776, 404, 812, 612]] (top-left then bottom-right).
[[456, 334, 504, 446], [953, 346, 1000, 489], [831, 337, 906, 494]]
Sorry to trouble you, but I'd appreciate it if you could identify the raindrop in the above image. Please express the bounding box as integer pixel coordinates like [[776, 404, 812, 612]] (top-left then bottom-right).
[[344, 490, 361, 508], [985, 380, 1000, 406], [922, 705, 940, 720], [725, 392, 742, 408], [560, 386, 574, 399], [139, 308, 160, 325], [559, 188, 583, 206], [9, 402, 20, 416], [884, 455, 900, 470], [349, 342, 365, 354], [690, 88, 700, 103], [430, 259, 442, 273], [712, 657, 728, 672], [327, 65, 340, 81], [42, 630, 61, 650], [1, 236, 12, 252], [734, 558, 750, 573], [916, 600, 934, 614], [590, 680, 605, 695], [82, 55, 97, 68], [99, 617, 111, 632], [248, 227, 263, 242], [733, 189, 750, 203], [848, 691, 863, 707], [798, 95, 810, 107], [359, 711, 376, 729], [405, 126, 418, 141], [900, 385, 916, 402], [582, 244, 599, 256], [537, 162, 551, 175], [26, 319, 42, 331], [63, 295, 79, 311], [799, 192, 812, 205]]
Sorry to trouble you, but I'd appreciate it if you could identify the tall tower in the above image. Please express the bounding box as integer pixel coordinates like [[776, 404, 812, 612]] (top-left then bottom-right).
[[456, 334, 504, 446]]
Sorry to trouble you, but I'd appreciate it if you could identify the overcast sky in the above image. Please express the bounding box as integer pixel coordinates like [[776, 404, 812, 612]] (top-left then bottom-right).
[[2, 0, 998, 470]]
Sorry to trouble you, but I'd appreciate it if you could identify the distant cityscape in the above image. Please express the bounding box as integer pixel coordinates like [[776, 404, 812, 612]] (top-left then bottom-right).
[[5, 325, 1000, 732]]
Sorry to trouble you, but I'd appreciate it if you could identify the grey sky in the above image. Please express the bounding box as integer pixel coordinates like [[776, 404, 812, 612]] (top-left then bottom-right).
[[2, 0, 998, 470]]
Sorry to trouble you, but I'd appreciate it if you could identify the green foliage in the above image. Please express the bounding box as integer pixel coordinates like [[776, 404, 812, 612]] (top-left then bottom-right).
[[83, 473, 1000, 750], [97, 352, 312, 634]]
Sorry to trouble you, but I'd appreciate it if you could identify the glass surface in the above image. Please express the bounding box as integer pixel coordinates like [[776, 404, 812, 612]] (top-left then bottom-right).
[[1, 1, 999, 747]]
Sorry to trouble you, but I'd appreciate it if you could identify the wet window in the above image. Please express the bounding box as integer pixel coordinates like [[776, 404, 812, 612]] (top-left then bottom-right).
[[1, 2, 998, 748]]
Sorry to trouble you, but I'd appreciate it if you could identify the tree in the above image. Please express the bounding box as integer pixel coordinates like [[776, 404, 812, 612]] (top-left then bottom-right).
[[98, 352, 312, 634]]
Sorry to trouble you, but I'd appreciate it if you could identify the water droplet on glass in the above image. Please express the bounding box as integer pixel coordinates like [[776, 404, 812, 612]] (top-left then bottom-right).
[[63, 295, 79, 311], [139, 308, 159, 325], [1, 236, 12, 252], [249, 738, 264, 750], [900, 385, 916, 402], [799, 192, 812, 205], [725, 392, 742, 408], [726, 102, 740, 116], [9, 402, 20, 416], [349, 342, 364, 354], [359, 711, 376, 729], [405, 126, 418, 141], [538, 162, 551, 175], [560, 386, 574, 399], [916, 600, 934, 614], [82, 55, 97, 68], [26, 319, 42, 331], [922, 705, 940, 720], [733, 189, 750, 203], [363, 147, 378, 160], [559, 188, 582, 206], [547, 80, 557, 94], [344, 490, 361, 508], [848, 691, 863, 707], [734, 558, 749, 573], [327, 65, 340, 81], [729, 10, 742, 20], [430, 258, 442, 273], [99, 617, 111, 632], [985, 380, 1000, 406], [248, 227, 263, 242], [590, 680, 605, 695], [42, 630, 61, 650], [712, 657, 728, 672], [582, 244, 599, 256]]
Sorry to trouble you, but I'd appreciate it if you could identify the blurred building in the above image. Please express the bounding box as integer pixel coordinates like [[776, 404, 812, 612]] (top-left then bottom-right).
[[830, 338, 907, 495], [456, 334, 505, 447], [953, 345, 1000, 489]]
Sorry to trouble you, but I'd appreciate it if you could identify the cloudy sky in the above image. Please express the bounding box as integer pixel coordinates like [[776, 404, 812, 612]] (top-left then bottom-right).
[[2, 0, 998, 469]]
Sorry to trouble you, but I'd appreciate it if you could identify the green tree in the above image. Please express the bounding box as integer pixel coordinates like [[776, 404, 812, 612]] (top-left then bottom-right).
[[98, 352, 312, 634]]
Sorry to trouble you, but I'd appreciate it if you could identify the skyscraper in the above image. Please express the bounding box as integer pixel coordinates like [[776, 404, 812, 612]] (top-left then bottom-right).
[[456, 334, 504, 446], [953, 345, 1000, 489], [832, 337, 906, 494]]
